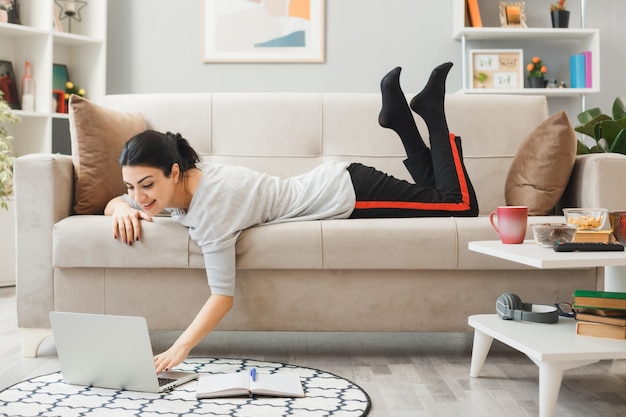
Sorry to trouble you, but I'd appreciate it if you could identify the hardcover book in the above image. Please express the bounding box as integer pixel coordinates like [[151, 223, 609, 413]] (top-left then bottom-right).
[[573, 290, 626, 311], [569, 54, 586, 88], [576, 321, 626, 339]]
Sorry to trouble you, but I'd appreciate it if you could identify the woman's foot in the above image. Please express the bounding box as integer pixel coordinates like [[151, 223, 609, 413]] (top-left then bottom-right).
[[409, 62, 453, 131], [378, 66, 427, 155]]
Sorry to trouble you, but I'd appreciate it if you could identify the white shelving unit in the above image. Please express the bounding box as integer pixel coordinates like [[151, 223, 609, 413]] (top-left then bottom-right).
[[0, 0, 107, 156], [452, 0, 599, 105], [0, 0, 106, 286]]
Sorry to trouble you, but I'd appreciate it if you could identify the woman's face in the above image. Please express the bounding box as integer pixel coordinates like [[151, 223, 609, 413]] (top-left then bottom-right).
[[122, 164, 180, 215]]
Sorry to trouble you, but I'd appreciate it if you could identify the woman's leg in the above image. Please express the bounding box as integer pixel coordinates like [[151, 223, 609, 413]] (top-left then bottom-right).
[[350, 63, 478, 218], [378, 66, 434, 187]]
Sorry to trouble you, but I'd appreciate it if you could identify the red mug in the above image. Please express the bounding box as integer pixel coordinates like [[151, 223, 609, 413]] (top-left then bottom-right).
[[490, 206, 528, 244]]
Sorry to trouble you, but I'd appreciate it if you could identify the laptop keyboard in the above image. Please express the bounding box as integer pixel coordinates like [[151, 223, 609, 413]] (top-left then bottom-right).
[[158, 377, 177, 387]]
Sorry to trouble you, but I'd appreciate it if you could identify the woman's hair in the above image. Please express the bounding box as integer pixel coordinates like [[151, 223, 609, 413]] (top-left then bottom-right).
[[119, 130, 201, 177]]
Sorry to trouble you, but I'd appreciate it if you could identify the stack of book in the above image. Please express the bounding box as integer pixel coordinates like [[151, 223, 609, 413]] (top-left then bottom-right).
[[573, 290, 626, 339]]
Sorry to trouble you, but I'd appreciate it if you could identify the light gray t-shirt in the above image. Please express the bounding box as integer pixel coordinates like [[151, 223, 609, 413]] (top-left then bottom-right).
[[158, 161, 355, 296]]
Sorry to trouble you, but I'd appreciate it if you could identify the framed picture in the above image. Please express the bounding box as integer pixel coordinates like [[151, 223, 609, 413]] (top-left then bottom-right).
[[0, 60, 19, 109], [469, 49, 524, 90], [2, 0, 20, 24], [498, 1, 527, 28], [202, 0, 325, 63]]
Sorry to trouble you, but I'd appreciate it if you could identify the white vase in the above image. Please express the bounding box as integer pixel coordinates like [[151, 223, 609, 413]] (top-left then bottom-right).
[[0, 10, 8, 23]]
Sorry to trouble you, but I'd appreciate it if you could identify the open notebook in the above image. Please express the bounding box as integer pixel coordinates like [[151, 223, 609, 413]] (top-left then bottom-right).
[[196, 370, 304, 399]]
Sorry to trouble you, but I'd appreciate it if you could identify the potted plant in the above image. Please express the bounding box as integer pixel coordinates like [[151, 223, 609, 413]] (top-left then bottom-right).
[[474, 72, 488, 88], [550, 0, 570, 28], [526, 56, 547, 88], [0, 91, 20, 210], [575, 97, 626, 155]]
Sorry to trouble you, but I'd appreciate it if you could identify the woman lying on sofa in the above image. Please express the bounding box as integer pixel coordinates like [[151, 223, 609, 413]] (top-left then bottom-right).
[[104, 62, 479, 374]]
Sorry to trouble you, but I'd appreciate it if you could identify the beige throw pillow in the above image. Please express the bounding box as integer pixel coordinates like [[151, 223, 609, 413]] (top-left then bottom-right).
[[505, 111, 577, 215], [69, 95, 146, 215]]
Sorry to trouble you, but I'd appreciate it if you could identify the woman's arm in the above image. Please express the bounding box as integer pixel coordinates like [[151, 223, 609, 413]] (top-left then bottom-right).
[[153, 294, 234, 374], [104, 196, 153, 244]]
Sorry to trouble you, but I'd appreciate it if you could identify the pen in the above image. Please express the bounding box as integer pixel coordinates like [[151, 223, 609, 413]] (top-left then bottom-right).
[[250, 368, 256, 382]]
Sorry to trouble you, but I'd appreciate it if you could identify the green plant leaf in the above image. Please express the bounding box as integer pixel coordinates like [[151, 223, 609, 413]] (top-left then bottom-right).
[[575, 114, 612, 139], [597, 118, 626, 147], [597, 138, 610, 152], [613, 97, 626, 120], [577, 107, 603, 124], [609, 129, 626, 154], [576, 140, 591, 155]]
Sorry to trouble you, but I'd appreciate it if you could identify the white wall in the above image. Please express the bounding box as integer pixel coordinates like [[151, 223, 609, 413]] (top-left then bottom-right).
[[106, 0, 626, 119]]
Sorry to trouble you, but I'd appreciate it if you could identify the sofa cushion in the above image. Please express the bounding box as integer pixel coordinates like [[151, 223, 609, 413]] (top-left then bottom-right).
[[504, 111, 577, 215], [69, 95, 146, 215]]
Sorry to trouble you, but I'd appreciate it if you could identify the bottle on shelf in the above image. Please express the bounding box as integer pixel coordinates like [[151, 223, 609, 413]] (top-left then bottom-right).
[[21, 60, 35, 112]]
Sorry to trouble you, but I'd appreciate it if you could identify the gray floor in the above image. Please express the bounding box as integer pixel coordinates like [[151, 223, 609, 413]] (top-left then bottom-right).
[[2, 286, 626, 416]]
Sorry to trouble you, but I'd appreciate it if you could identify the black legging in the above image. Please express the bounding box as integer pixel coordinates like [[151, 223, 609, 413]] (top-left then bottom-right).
[[348, 64, 479, 218]]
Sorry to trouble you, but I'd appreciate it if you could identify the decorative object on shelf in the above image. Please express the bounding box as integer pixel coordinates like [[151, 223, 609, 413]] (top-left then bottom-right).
[[202, 0, 325, 63], [0, 90, 20, 210], [550, 0, 570, 28], [575, 97, 626, 155], [0, 61, 19, 110], [0, 0, 10, 23], [466, 0, 482, 28], [499, 1, 527, 28], [474, 72, 488, 88], [0, 0, 19, 24], [20, 60, 34, 112], [65, 81, 85, 101], [54, 0, 87, 33], [526, 56, 547, 88], [469, 49, 523, 89]]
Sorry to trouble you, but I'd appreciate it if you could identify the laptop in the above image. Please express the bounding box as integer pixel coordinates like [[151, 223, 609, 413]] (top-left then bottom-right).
[[49, 311, 198, 393]]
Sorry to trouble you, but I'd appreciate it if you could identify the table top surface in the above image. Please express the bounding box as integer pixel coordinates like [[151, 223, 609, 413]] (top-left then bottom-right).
[[469, 314, 626, 361], [468, 240, 626, 269]]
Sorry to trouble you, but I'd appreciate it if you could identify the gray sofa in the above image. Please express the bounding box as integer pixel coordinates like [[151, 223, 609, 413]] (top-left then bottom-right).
[[16, 92, 614, 357]]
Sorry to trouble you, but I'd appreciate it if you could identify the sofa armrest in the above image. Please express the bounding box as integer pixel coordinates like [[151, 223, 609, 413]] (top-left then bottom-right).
[[14, 154, 74, 328], [561, 153, 626, 211]]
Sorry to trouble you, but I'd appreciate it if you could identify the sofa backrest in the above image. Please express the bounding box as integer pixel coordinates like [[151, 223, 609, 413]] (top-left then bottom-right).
[[102, 93, 549, 215]]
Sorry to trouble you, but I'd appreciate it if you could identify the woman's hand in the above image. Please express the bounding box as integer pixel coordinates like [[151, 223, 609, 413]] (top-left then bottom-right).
[[154, 343, 191, 375], [104, 196, 153, 245], [153, 295, 234, 374]]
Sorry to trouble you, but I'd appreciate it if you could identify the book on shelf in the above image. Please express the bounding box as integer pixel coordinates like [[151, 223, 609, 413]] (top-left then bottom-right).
[[466, 0, 483, 27], [573, 289, 626, 311], [582, 50, 592, 88], [196, 371, 304, 399], [569, 54, 586, 88], [573, 230, 613, 243], [576, 321, 626, 339]]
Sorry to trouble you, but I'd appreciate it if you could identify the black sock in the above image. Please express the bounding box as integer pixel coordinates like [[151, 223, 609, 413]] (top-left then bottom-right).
[[409, 62, 453, 139], [378, 66, 427, 156]]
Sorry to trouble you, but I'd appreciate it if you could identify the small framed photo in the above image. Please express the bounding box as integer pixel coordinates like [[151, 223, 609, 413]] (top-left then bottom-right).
[[499, 1, 527, 28], [0, 60, 20, 109], [469, 49, 524, 90]]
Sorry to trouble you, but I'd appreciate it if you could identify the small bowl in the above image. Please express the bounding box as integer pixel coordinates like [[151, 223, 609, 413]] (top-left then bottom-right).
[[562, 208, 608, 231], [531, 223, 577, 247], [609, 211, 626, 245]]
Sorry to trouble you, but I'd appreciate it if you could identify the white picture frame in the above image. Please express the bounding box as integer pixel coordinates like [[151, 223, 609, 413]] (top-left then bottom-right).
[[469, 49, 524, 90], [202, 0, 325, 63]]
